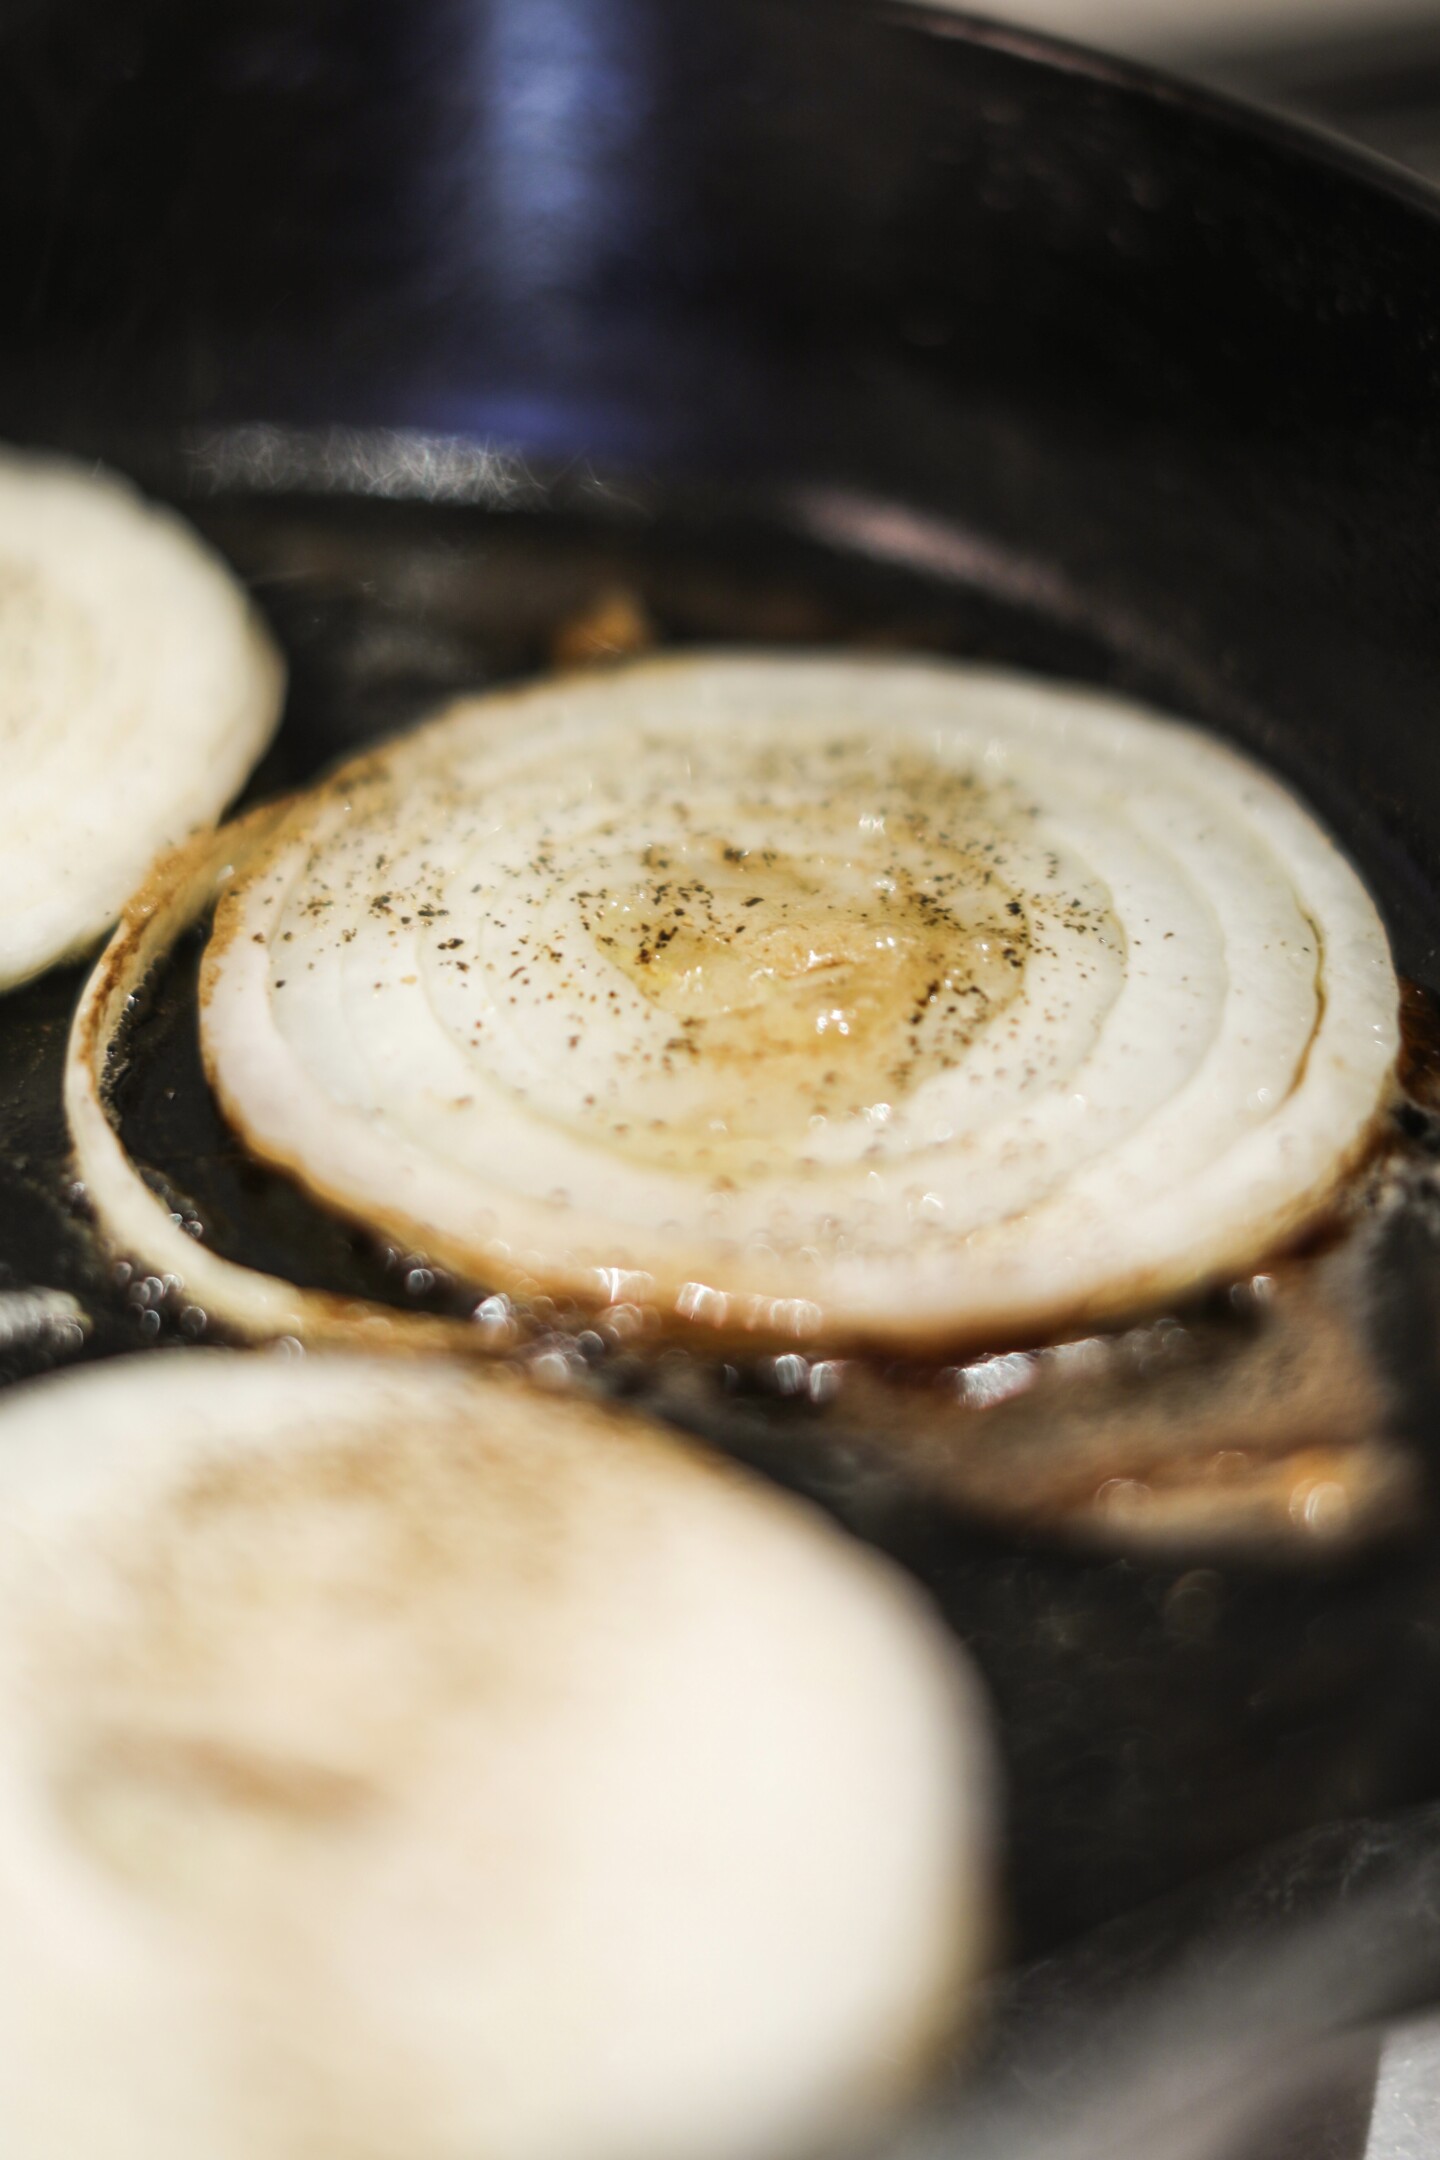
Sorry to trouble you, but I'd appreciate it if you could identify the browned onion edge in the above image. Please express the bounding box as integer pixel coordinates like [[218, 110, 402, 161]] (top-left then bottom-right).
[[64, 807, 516, 1360]]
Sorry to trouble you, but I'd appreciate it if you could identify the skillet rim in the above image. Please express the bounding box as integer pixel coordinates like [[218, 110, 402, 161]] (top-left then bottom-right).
[[850, 0, 1440, 222]]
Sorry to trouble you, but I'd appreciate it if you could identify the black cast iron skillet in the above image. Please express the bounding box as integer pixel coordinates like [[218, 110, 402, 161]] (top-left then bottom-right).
[[5, 0, 1440, 2138]]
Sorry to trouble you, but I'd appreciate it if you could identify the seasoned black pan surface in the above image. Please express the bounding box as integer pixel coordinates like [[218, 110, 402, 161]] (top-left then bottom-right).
[[4, 0, 1440, 1978]]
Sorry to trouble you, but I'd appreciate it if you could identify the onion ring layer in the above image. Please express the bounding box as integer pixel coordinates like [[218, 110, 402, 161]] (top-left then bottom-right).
[[196, 654, 1399, 1351]]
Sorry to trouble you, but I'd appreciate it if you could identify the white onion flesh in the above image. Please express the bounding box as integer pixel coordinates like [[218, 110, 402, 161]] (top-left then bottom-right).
[[0, 1351, 993, 2160], [66, 812, 505, 1355], [197, 653, 1400, 1350], [0, 448, 283, 989]]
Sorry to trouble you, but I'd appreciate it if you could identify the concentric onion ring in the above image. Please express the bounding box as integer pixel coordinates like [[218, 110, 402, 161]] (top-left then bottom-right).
[[0, 449, 283, 989], [0, 1351, 993, 2160], [191, 653, 1398, 1352], [65, 812, 506, 1355]]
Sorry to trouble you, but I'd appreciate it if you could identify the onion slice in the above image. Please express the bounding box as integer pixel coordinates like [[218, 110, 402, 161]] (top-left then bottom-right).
[[64, 812, 497, 1354], [0, 1350, 994, 2160], [194, 653, 1399, 1352], [0, 449, 283, 989]]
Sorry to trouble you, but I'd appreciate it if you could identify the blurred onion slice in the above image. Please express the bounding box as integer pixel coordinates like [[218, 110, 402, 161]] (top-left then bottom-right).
[[197, 653, 1399, 1350], [0, 1351, 994, 2160], [0, 447, 283, 989]]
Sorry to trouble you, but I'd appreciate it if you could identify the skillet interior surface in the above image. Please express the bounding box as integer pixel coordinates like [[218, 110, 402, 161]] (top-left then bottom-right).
[[3, 0, 1440, 1977]]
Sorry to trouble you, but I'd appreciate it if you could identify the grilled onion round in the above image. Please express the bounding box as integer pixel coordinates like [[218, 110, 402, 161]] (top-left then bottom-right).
[[196, 654, 1398, 1351], [0, 448, 283, 989], [0, 1352, 992, 2160]]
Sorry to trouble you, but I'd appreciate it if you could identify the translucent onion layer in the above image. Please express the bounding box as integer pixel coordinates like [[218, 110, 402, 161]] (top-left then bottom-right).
[[194, 654, 1399, 1350]]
